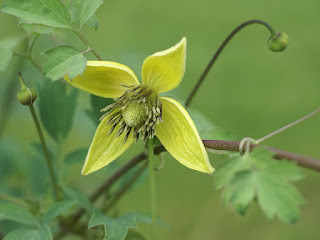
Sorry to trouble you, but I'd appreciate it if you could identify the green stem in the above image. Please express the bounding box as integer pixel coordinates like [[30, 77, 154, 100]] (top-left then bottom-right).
[[148, 139, 157, 240], [185, 19, 276, 107], [75, 30, 103, 61], [29, 105, 60, 200], [256, 107, 320, 144], [0, 193, 29, 208]]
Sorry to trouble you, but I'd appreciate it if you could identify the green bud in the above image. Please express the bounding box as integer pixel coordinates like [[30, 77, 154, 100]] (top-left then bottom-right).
[[268, 32, 288, 52], [17, 87, 37, 105]]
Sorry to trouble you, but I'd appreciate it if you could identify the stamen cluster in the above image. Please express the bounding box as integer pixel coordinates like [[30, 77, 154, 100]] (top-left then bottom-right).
[[100, 84, 163, 143]]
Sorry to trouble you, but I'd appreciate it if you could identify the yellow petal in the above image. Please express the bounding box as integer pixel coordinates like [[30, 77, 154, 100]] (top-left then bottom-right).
[[156, 97, 214, 173], [142, 37, 186, 93], [64, 61, 139, 98], [81, 117, 134, 175]]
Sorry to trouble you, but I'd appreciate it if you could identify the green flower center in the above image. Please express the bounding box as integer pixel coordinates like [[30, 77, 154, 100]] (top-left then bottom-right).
[[100, 84, 163, 143], [121, 101, 148, 127]]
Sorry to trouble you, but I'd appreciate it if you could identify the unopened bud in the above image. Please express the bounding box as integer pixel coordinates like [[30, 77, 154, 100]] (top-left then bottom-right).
[[268, 32, 288, 52], [17, 87, 37, 105]]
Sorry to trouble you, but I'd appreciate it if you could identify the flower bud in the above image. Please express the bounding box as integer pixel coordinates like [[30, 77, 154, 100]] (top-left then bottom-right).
[[268, 32, 288, 52], [17, 87, 37, 105]]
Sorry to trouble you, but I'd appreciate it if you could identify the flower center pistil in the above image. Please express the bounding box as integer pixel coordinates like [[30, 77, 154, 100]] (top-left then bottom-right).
[[100, 84, 163, 143]]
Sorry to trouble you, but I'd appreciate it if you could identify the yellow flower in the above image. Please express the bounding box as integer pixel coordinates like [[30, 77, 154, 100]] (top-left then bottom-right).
[[64, 38, 214, 175]]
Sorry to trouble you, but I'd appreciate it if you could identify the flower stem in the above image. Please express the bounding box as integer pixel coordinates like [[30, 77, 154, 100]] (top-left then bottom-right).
[[29, 105, 60, 200], [256, 107, 320, 144], [148, 139, 157, 240], [75, 30, 103, 61], [185, 19, 276, 107]]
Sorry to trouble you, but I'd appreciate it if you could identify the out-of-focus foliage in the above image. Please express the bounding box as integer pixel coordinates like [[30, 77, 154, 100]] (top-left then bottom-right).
[[1, 0, 320, 239]]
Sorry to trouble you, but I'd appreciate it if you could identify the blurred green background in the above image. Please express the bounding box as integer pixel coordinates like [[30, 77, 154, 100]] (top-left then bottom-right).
[[1, 0, 320, 239]]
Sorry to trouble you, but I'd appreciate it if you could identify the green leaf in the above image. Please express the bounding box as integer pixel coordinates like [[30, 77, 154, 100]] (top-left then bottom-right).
[[113, 163, 148, 195], [4, 225, 52, 240], [28, 142, 55, 195], [42, 45, 87, 81], [2, 0, 72, 29], [257, 164, 304, 223], [0, 36, 24, 51], [0, 202, 39, 227], [125, 230, 146, 240], [86, 94, 114, 126], [213, 155, 251, 190], [0, 49, 13, 72], [188, 108, 231, 140], [63, 187, 94, 213], [64, 149, 87, 165], [19, 21, 55, 34], [85, 14, 99, 30], [38, 78, 78, 142], [43, 200, 76, 224], [88, 210, 151, 240], [62, 0, 103, 29], [223, 170, 256, 215], [216, 148, 305, 223]]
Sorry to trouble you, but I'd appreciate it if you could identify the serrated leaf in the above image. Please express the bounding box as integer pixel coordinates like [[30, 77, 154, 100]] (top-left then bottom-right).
[[62, 0, 103, 29], [19, 21, 55, 34], [2, 0, 72, 29], [38, 78, 78, 142], [85, 14, 99, 30], [43, 200, 76, 224], [217, 148, 305, 223], [257, 166, 304, 223], [63, 187, 94, 213], [64, 149, 87, 165], [42, 45, 87, 81], [0, 202, 39, 227], [4, 225, 52, 240], [0, 49, 13, 72], [89, 210, 151, 240]]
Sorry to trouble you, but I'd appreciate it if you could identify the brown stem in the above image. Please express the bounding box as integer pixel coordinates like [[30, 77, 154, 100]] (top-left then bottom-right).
[[67, 140, 319, 226], [68, 145, 165, 225], [103, 162, 148, 213], [202, 140, 320, 171], [56, 140, 319, 238]]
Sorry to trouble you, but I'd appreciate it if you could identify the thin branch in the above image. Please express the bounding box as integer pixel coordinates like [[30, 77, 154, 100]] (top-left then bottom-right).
[[66, 139, 320, 229], [103, 162, 148, 213], [256, 107, 320, 143], [68, 145, 165, 225], [55, 139, 320, 238], [185, 19, 276, 107], [75, 30, 103, 61]]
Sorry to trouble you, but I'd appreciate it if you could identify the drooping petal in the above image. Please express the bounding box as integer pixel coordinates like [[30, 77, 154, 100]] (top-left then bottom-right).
[[64, 61, 139, 98], [142, 37, 186, 93], [81, 117, 134, 175], [156, 97, 214, 173]]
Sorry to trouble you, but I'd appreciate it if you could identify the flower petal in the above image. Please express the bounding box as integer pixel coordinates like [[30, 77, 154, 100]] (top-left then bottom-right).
[[156, 97, 214, 173], [81, 117, 134, 175], [142, 37, 186, 93], [64, 61, 139, 98]]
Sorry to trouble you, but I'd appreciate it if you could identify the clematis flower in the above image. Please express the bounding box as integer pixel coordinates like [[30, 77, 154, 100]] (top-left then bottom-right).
[[64, 38, 214, 175]]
